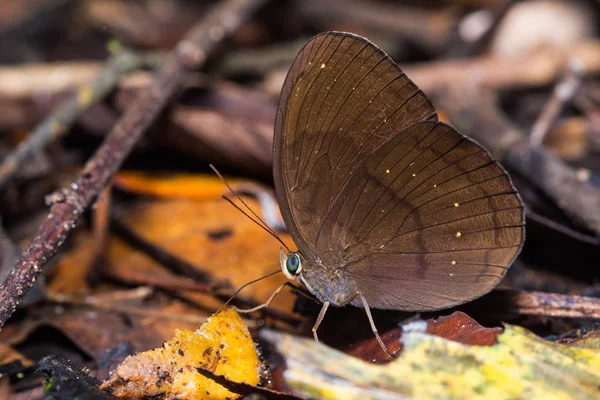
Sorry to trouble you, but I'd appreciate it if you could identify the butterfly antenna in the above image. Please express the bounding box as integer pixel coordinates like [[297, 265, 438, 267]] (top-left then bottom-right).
[[218, 269, 281, 312], [221, 195, 290, 251], [210, 164, 291, 252]]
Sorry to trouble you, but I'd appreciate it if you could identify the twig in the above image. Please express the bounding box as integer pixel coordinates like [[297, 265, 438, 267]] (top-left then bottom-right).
[[529, 60, 585, 147], [0, 49, 147, 189], [0, 56, 165, 100], [526, 209, 600, 246], [0, 61, 103, 100], [110, 215, 223, 285], [300, 0, 459, 54], [102, 263, 214, 293], [197, 368, 303, 400], [47, 288, 212, 325], [403, 40, 600, 94], [489, 290, 600, 319], [0, 0, 269, 331], [107, 216, 299, 325]]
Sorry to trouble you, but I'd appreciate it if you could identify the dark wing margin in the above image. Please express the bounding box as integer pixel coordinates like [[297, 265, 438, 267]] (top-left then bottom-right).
[[273, 31, 437, 261], [317, 121, 525, 310]]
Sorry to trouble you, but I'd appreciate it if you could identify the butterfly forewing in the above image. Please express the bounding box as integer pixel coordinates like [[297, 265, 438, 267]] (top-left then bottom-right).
[[274, 31, 524, 310], [274, 32, 437, 258]]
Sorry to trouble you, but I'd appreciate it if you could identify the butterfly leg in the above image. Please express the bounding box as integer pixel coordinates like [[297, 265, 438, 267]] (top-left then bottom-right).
[[312, 301, 330, 342], [357, 292, 395, 359], [232, 282, 292, 313]]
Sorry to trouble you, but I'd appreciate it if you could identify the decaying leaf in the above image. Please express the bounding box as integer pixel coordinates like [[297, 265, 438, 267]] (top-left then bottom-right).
[[113, 198, 295, 314], [340, 311, 502, 364], [262, 324, 600, 400], [101, 308, 260, 399], [0, 342, 33, 368], [114, 171, 240, 200], [49, 197, 296, 315]]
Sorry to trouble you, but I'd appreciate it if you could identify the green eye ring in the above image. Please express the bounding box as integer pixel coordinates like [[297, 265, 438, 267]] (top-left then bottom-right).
[[286, 253, 301, 275]]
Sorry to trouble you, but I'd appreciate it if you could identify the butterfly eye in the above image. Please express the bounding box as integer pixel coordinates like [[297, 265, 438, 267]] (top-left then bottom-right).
[[285, 253, 301, 275]]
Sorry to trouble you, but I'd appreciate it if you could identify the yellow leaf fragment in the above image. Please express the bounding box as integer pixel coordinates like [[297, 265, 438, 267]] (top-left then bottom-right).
[[101, 308, 260, 399], [262, 324, 600, 400], [114, 171, 240, 200]]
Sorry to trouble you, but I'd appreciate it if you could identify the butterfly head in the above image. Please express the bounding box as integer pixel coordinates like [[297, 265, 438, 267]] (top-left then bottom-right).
[[280, 248, 303, 280]]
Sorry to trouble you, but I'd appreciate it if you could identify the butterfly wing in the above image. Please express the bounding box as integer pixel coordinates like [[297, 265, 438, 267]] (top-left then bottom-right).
[[314, 120, 525, 310], [274, 31, 437, 261], [273, 31, 524, 310]]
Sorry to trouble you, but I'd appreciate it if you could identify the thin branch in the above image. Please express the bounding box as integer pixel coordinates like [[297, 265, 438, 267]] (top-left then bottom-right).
[[404, 40, 600, 94], [529, 60, 585, 147], [490, 290, 600, 319], [46, 288, 214, 325], [0, 49, 147, 189], [109, 215, 224, 285], [196, 368, 303, 400], [0, 0, 269, 331], [526, 209, 600, 246]]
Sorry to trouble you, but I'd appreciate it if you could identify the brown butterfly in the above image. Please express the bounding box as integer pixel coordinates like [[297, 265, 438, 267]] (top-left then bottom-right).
[[225, 31, 525, 357]]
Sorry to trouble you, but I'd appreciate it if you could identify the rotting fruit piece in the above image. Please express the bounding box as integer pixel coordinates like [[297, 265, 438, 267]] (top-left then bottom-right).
[[100, 308, 260, 399]]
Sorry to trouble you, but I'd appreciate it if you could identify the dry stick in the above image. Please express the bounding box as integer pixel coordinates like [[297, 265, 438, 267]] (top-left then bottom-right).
[[0, 61, 104, 100], [404, 40, 600, 94], [109, 215, 222, 285], [0, 49, 146, 189], [0, 0, 269, 331], [493, 290, 600, 319], [529, 60, 585, 147], [196, 368, 303, 400], [46, 288, 213, 325], [109, 216, 300, 325], [527, 210, 600, 246]]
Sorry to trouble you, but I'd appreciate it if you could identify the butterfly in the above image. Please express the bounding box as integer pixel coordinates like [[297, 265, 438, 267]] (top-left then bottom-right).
[[229, 31, 525, 357]]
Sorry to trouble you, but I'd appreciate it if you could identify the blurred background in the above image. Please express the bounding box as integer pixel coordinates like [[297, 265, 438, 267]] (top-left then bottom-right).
[[0, 0, 599, 398]]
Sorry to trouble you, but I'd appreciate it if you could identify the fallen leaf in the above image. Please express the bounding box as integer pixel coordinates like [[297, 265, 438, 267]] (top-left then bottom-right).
[[0, 343, 33, 368], [112, 198, 295, 314], [328, 311, 501, 364], [262, 323, 600, 400], [114, 171, 240, 200], [47, 232, 131, 296], [0, 300, 207, 363], [101, 308, 260, 399], [49, 196, 295, 315]]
